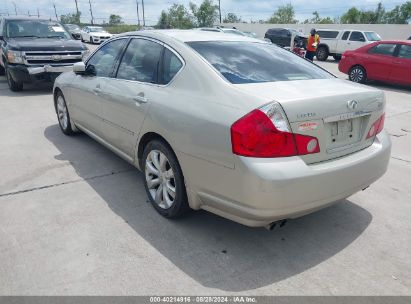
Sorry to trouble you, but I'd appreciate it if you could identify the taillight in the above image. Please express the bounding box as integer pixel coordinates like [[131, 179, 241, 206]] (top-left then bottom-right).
[[366, 113, 385, 139], [231, 102, 320, 158]]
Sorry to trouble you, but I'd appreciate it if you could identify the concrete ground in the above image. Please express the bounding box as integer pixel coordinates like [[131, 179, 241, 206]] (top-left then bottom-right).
[[0, 56, 410, 295]]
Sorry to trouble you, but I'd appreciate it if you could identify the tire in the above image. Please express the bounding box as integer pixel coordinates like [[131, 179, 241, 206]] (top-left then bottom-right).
[[81, 35, 84, 42], [349, 65, 367, 84], [142, 139, 190, 219], [316, 46, 329, 61], [0, 63, 4, 76], [89, 37, 93, 44], [55, 91, 74, 135], [5, 63, 23, 92], [333, 54, 342, 61]]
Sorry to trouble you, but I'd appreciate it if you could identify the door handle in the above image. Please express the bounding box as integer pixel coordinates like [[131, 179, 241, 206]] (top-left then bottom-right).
[[133, 95, 148, 104]]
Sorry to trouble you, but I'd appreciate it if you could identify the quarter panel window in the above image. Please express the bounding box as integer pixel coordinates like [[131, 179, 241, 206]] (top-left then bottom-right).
[[317, 31, 339, 39], [398, 45, 411, 59], [341, 31, 350, 40], [87, 39, 126, 77], [160, 48, 183, 85], [368, 43, 396, 56], [116, 38, 163, 83], [350, 32, 365, 42]]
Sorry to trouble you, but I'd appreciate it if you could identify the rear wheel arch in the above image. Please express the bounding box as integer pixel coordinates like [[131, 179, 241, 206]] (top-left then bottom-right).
[[137, 132, 177, 168]]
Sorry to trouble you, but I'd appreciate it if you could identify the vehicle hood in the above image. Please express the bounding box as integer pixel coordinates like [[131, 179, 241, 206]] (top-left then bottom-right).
[[233, 78, 384, 122], [89, 32, 111, 36], [7, 38, 87, 51]]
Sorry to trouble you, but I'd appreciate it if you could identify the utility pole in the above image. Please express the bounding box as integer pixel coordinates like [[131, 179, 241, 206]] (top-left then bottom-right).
[[218, 0, 221, 24], [37, 8, 40, 18], [53, 3, 58, 20], [136, 0, 141, 27], [12, 1, 17, 15], [88, 0, 94, 25], [141, 0, 145, 27], [74, 0, 79, 15]]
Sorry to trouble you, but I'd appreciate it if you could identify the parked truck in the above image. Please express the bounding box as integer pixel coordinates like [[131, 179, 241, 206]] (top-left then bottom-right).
[[315, 29, 381, 61], [0, 16, 89, 91]]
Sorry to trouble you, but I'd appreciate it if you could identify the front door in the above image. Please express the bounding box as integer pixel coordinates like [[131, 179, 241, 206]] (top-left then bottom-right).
[[347, 31, 366, 51], [70, 38, 127, 136]]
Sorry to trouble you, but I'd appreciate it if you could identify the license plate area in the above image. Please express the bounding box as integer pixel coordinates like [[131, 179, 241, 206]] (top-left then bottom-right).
[[325, 115, 367, 152]]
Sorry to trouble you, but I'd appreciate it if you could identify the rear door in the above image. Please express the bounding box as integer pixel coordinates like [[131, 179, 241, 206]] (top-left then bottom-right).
[[347, 31, 366, 51], [364, 43, 396, 81], [390, 44, 411, 85]]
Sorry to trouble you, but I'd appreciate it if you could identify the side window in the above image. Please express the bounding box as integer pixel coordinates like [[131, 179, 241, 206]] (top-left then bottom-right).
[[317, 31, 339, 39], [398, 45, 411, 59], [368, 43, 396, 56], [116, 38, 163, 83], [350, 32, 365, 42], [160, 48, 183, 85], [87, 39, 126, 77], [341, 31, 350, 40]]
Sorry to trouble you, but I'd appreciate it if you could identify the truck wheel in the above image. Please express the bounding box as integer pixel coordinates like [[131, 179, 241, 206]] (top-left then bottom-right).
[[333, 54, 342, 61], [349, 65, 367, 84], [5, 64, 23, 92], [316, 46, 329, 61]]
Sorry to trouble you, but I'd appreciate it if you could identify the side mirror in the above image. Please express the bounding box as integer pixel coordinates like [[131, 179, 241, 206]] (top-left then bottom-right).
[[73, 62, 86, 74]]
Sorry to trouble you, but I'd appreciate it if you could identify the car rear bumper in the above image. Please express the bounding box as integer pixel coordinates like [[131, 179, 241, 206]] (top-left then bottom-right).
[[185, 131, 391, 227], [338, 58, 351, 74]]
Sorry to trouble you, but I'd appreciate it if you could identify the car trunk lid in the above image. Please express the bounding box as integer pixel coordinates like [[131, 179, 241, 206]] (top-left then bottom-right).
[[233, 79, 385, 164]]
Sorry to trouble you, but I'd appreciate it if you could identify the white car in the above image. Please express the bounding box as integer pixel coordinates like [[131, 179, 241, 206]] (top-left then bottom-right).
[[315, 29, 381, 61], [81, 26, 113, 44], [53, 30, 391, 228]]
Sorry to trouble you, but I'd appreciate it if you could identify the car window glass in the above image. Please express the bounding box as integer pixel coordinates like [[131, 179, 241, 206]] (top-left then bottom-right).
[[87, 39, 126, 77], [350, 32, 365, 42], [160, 48, 183, 85], [116, 38, 163, 83], [188, 41, 333, 84], [317, 31, 339, 39], [341, 31, 350, 40], [398, 44, 411, 59], [368, 43, 396, 56]]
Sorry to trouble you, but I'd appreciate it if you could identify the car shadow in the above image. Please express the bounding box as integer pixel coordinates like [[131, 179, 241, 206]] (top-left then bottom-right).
[[44, 124, 372, 292], [0, 76, 53, 96]]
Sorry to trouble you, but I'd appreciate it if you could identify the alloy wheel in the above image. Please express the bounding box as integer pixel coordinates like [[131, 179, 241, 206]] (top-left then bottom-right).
[[145, 150, 176, 210], [350, 67, 364, 83], [56, 95, 68, 130]]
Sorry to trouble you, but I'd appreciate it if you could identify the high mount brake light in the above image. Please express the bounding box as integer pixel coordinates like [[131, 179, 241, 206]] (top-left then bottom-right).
[[367, 113, 385, 139], [231, 102, 320, 158]]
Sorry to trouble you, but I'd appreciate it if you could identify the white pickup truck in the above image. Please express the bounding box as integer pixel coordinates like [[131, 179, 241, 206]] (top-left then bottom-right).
[[315, 29, 382, 61]]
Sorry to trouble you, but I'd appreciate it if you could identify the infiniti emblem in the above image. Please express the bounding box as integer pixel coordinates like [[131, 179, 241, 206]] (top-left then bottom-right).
[[347, 100, 359, 110]]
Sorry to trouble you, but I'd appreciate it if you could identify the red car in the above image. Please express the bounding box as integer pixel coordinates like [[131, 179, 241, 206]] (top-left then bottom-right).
[[339, 40, 411, 86]]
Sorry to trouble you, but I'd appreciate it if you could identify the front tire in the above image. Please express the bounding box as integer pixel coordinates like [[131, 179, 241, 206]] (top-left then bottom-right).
[[55, 91, 74, 135], [316, 46, 329, 61], [5, 63, 23, 92], [349, 65, 367, 84], [333, 54, 342, 61], [89, 37, 93, 44], [142, 139, 189, 219]]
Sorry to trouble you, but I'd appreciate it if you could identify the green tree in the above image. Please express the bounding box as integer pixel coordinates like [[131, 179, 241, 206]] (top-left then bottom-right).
[[303, 11, 334, 24], [384, 1, 411, 24], [340, 7, 362, 23], [60, 11, 81, 24], [190, 0, 219, 27], [109, 14, 123, 25], [267, 4, 298, 24], [157, 4, 195, 29], [223, 13, 241, 23]]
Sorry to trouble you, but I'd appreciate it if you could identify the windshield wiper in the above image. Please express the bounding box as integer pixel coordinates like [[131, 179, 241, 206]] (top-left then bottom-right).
[[10, 35, 40, 38], [46, 35, 65, 39]]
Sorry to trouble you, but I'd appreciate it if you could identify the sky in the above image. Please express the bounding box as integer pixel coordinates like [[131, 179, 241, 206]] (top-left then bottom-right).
[[0, 0, 407, 25]]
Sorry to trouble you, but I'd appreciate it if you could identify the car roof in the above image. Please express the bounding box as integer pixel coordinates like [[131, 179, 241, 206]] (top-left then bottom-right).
[[119, 29, 260, 43], [375, 40, 411, 45]]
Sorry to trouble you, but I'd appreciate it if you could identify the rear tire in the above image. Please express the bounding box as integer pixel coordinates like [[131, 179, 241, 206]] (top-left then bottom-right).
[[316, 46, 329, 61], [142, 139, 190, 219], [333, 54, 342, 61], [349, 65, 367, 84], [5, 63, 23, 92]]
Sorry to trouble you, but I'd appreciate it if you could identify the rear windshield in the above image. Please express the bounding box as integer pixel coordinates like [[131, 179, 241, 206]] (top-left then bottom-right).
[[364, 32, 381, 41], [187, 41, 333, 84]]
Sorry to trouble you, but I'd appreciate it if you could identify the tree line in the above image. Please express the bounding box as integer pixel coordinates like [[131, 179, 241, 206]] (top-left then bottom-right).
[[157, 1, 411, 28]]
